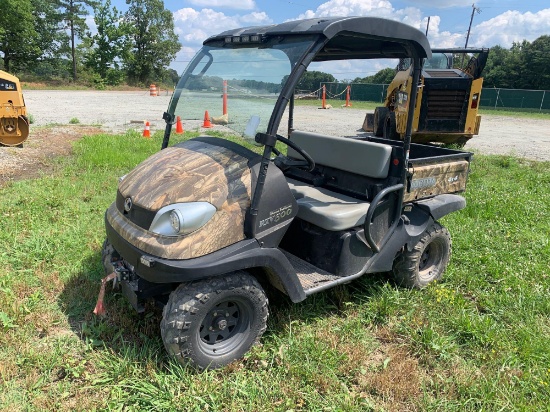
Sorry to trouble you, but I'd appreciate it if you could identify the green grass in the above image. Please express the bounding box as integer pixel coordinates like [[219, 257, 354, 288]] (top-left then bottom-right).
[[0, 131, 549, 410], [478, 107, 550, 119]]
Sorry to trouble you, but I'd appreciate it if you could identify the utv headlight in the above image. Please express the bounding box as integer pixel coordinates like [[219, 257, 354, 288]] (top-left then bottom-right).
[[149, 202, 216, 236]]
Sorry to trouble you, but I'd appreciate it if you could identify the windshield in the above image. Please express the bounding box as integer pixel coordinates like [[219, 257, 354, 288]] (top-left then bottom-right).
[[168, 38, 313, 141], [423, 53, 452, 69], [398, 53, 452, 71]]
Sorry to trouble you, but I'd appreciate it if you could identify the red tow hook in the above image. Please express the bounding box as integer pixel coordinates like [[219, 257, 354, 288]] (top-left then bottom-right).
[[93, 272, 118, 316]]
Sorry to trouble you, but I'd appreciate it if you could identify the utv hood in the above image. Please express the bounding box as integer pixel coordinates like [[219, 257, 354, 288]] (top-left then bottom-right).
[[118, 137, 257, 211], [106, 137, 259, 260]]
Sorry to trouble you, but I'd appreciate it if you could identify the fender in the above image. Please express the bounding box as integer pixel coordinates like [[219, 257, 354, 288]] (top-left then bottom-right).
[[106, 217, 307, 303], [415, 194, 466, 221], [367, 194, 465, 272]]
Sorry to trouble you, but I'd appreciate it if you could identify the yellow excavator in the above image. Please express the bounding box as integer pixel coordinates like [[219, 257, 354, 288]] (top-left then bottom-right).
[[0, 70, 29, 147]]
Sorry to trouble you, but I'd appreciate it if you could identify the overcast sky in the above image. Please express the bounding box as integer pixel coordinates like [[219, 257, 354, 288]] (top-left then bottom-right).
[[108, 0, 550, 79]]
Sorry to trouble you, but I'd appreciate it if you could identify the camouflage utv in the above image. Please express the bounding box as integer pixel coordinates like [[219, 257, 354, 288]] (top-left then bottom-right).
[[100, 17, 473, 370]]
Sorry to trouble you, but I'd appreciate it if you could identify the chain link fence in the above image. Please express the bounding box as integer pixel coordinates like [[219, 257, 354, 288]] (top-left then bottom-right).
[[320, 82, 550, 113]]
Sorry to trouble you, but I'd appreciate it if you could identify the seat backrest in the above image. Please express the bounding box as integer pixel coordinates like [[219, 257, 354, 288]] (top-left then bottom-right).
[[288, 131, 392, 179]]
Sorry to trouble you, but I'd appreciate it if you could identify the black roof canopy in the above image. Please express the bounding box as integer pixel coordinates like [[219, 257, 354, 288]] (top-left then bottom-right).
[[205, 16, 431, 60]]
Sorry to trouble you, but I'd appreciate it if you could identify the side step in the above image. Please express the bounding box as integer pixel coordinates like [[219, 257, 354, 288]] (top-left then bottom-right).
[[282, 251, 362, 296]]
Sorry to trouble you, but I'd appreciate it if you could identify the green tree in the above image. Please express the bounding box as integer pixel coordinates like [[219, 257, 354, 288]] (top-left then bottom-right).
[[369, 67, 397, 84], [482, 45, 510, 88], [505, 41, 528, 89], [29, 0, 70, 77], [0, 0, 40, 72], [293, 71, 336, 91], [57, 0, 98, 80], [482, 38, 550, 90], [352, 67, 396, 84], [522, 35, 550, 90], [31, 0, 67, 59], [123, 0, 181, 85], [163, 68, 180, 86], [85, 0, 127, 80]]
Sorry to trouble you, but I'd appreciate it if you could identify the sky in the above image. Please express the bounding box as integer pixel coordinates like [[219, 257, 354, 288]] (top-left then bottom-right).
[[108, 0, 550, 79]]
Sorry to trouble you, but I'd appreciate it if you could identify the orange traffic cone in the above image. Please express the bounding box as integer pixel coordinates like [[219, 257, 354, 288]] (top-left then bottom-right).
[[202, 111, 213, 128], [175, 115, 184, 134], [143, 121, 151, 138]]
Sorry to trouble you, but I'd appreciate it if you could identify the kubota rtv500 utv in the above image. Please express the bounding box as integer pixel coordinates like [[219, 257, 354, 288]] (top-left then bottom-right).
[[101, 17, 473, 369]]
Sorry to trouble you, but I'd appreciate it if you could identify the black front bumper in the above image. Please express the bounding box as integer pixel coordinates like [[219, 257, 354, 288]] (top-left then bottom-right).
[[105, 216, 306, 302]]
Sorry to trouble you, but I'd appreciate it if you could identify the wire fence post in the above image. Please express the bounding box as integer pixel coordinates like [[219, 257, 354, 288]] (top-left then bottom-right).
[[540, 90, 546, 113], [494, 88, 500, 109]]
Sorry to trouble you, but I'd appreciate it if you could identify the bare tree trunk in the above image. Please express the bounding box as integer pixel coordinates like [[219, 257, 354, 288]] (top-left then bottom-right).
[[71, 19, 77, 80]]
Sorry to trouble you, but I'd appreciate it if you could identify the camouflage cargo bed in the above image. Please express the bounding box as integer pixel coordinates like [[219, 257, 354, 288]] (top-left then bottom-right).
[[405, 142, 472, 202]]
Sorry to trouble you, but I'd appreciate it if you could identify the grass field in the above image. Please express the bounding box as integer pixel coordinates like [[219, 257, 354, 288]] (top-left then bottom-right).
[[1, 130, 549, 411]]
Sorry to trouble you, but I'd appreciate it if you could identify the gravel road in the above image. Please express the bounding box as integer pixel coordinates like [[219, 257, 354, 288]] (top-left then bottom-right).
[[23, 90, 550, 161]]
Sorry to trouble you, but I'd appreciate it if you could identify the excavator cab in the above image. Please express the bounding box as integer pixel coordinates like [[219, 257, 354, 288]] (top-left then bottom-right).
[[0, 70, 29, 147]]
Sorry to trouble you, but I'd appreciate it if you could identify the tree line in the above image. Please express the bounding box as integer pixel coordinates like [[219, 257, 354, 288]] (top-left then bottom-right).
[[482, 36, 550, 90], [2, 1, 548, 92], [0, 0, 181, 87], [309, 36, 550, 91]]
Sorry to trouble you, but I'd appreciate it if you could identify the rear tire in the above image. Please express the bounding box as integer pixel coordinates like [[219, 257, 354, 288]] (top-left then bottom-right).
[[373, 107, 389, 137], [393, 222, 451, 289], [161, 271, 268, 370], [383, 111, 400, 140]]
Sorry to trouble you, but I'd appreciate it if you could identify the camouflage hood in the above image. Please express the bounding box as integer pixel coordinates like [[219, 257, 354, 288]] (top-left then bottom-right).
[[119, 137, 257, 212], [107, 137, 259, 260]]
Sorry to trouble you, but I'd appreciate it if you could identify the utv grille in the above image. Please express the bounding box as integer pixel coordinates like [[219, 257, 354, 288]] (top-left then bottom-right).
[[116, 190, 156, 229]]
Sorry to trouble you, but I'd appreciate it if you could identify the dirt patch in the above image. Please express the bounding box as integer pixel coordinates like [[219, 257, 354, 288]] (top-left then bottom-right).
[[0, 125, 102, 187], [311, 324, 426, 410]]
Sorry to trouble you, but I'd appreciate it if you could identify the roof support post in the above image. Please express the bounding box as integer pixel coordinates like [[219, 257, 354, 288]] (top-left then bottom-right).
[[402, 57, 421, 171], [397, 57, 422, 214]]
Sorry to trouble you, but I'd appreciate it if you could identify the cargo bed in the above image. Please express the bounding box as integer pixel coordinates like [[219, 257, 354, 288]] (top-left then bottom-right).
[[368, 137, 473, 202]]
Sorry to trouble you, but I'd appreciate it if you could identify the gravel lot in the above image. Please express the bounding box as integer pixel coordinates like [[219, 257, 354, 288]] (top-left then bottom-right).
[[17, 89, 550, 162], [2, 89, 549, 193]]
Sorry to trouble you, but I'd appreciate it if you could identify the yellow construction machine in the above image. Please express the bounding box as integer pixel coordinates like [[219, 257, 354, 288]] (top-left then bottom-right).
[[364, 48, 489, 145], [0, 70, 29, 147]]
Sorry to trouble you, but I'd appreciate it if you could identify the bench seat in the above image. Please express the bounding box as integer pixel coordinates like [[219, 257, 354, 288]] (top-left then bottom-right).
[[287, 178, 370, 231], [288, 131, 392, 179]]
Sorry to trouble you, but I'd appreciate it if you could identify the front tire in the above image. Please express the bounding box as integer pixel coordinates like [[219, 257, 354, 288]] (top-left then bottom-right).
[[161, 271, 268, 370], [373, 107, 389, 137], [393, 222, 451, 289], [383, 111, 400, 140]]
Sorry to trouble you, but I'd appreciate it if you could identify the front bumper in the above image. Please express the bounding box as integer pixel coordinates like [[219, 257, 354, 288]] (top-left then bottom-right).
[[105, 213, 306, 302]]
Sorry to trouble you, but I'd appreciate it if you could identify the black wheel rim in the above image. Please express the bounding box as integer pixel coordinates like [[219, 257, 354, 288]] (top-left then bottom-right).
[[198, 298, 251, 356], [418, 238, 444, 281]]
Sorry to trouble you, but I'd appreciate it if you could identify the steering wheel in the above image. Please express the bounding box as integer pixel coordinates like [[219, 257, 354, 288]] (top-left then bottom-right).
[[273, 135, 315, 172]]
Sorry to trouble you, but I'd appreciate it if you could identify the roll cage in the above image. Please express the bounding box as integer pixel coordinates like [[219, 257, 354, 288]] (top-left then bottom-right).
[[161, 16, 432, 235]]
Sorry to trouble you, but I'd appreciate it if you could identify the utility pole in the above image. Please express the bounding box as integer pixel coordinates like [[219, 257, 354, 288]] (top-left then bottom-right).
[[425, 16, 431, 36], [462, 3, 481, 66]]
